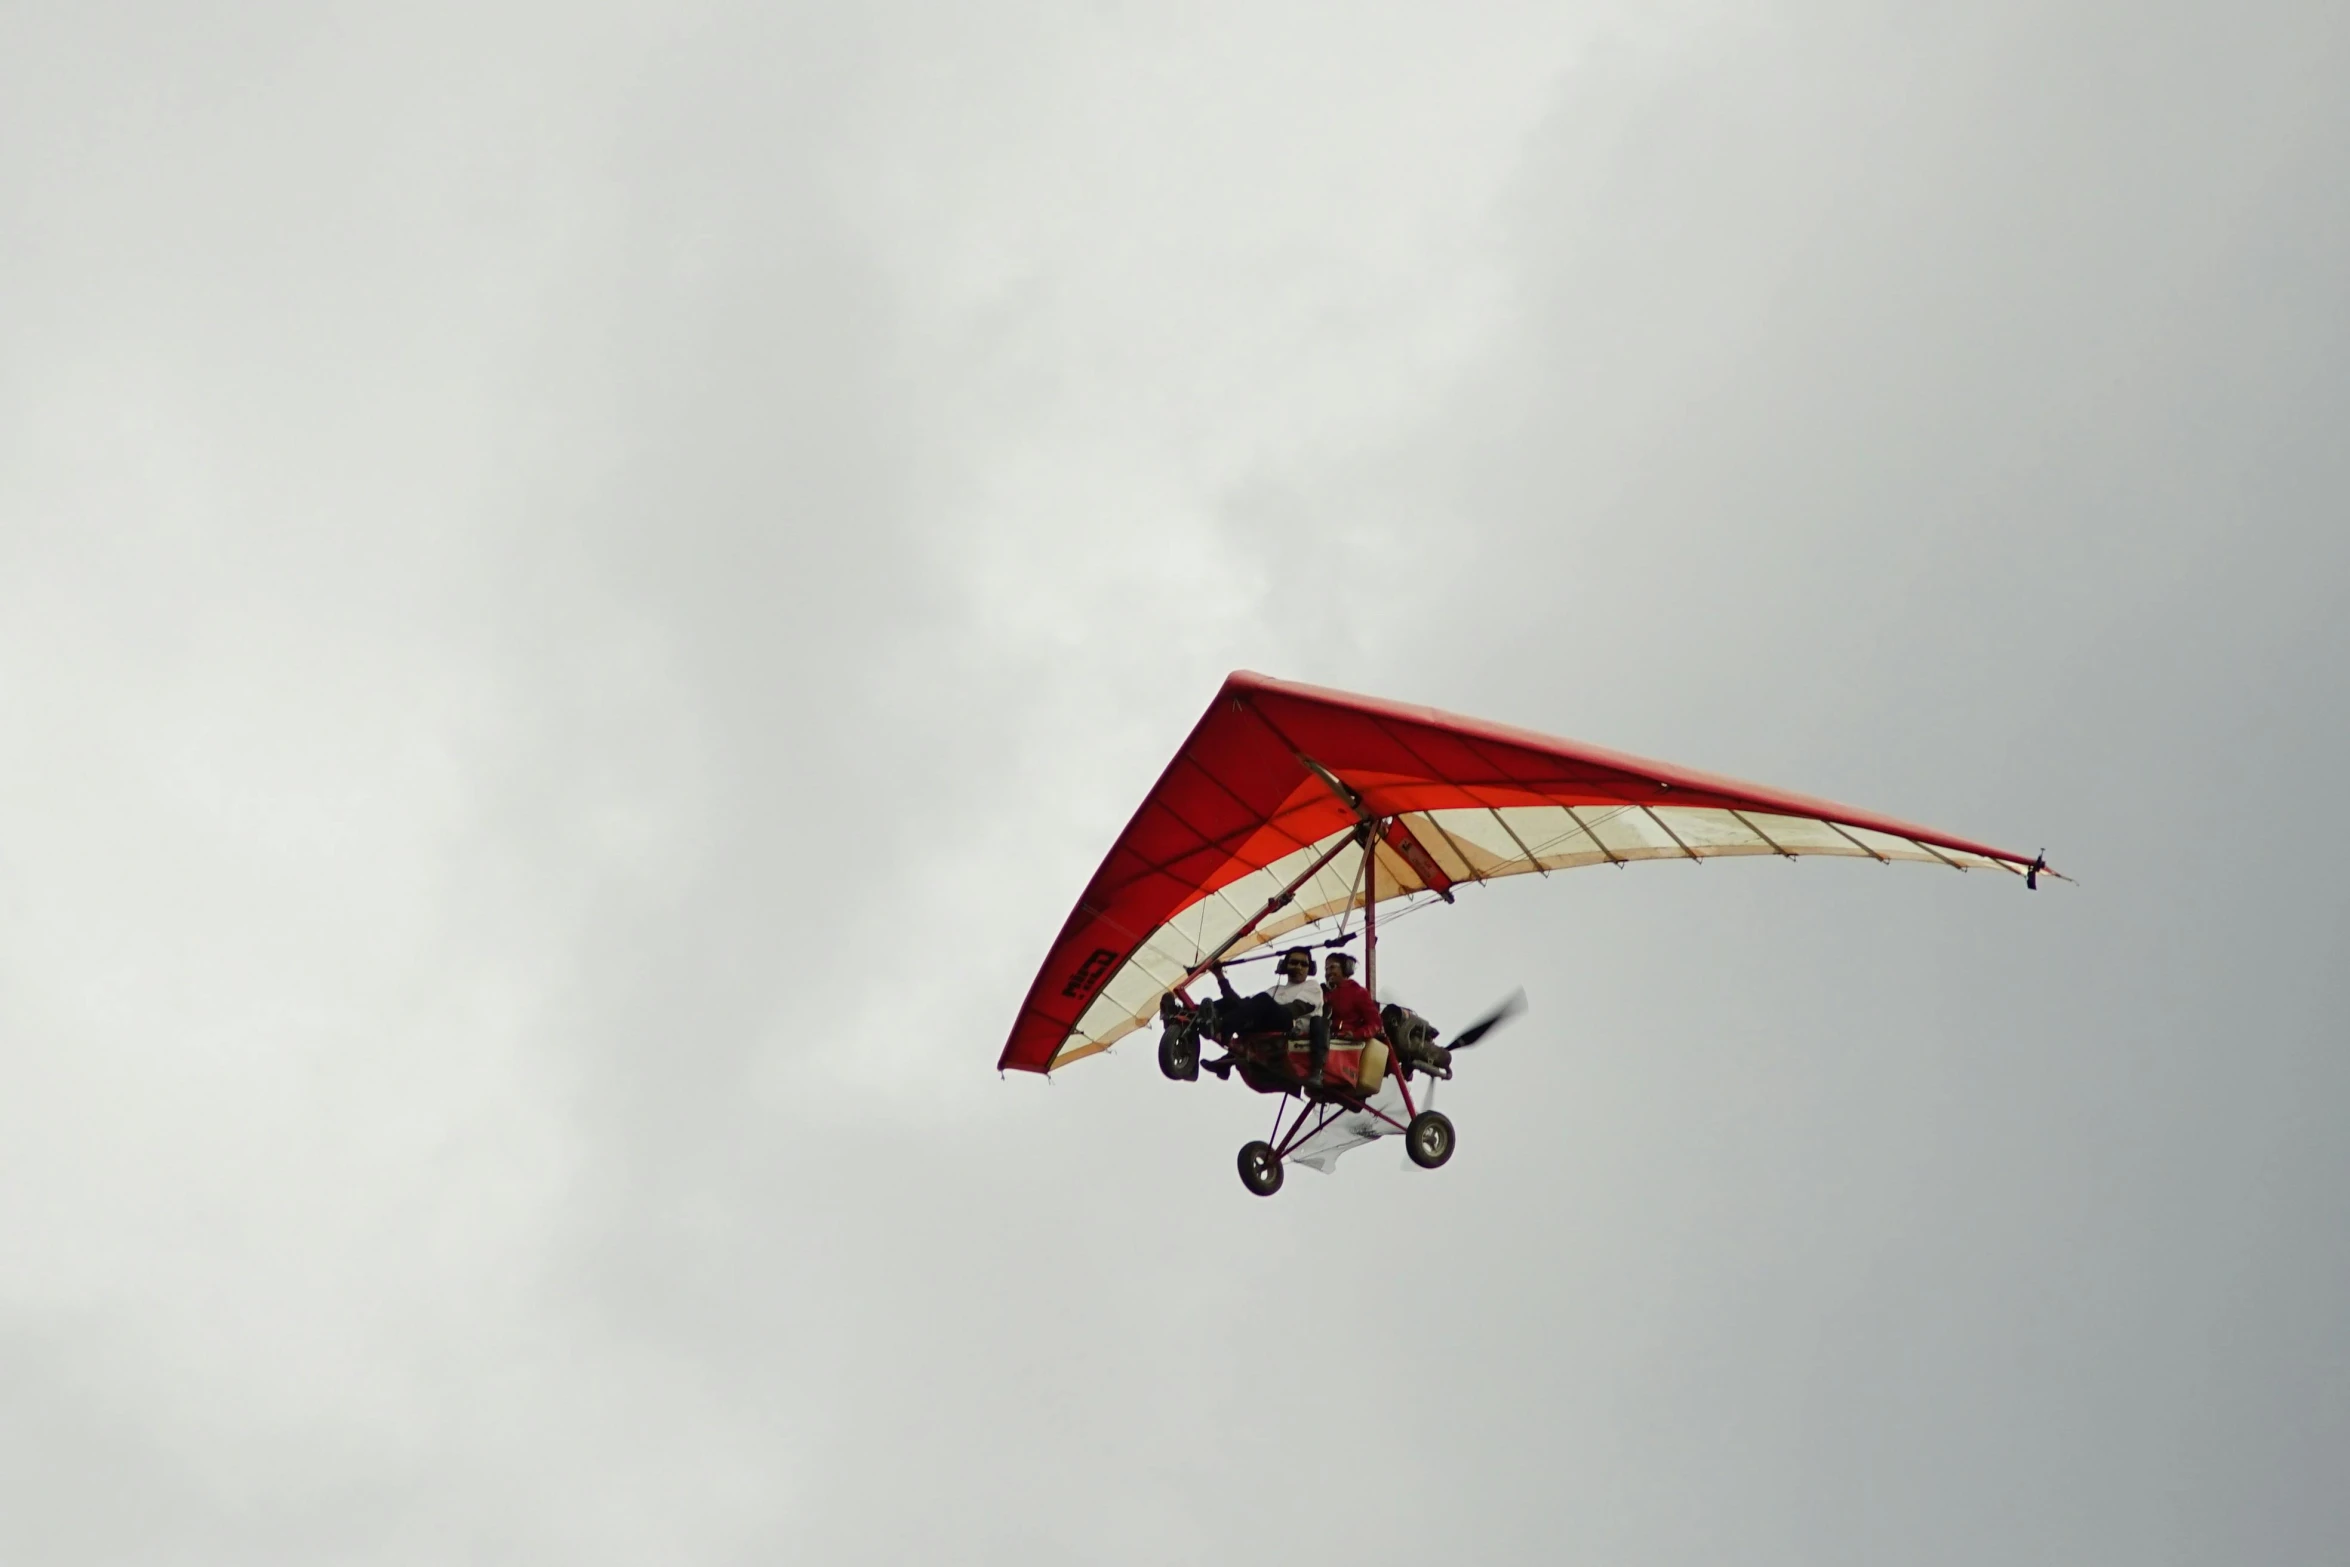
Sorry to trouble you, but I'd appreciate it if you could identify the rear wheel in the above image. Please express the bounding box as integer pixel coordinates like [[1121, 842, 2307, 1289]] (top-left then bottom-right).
[[1406, 1110, 1455, 1169], [1237, 1140, 1284, 1196], [1158, 1025, 1199, 1081]]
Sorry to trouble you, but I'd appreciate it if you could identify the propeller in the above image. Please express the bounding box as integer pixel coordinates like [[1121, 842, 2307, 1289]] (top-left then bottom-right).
[[1445, 988, 1528, 1051]]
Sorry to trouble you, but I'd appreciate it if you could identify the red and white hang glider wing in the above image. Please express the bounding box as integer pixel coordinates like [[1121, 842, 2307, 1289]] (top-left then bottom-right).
[[1000, 672, 2055, 1075]]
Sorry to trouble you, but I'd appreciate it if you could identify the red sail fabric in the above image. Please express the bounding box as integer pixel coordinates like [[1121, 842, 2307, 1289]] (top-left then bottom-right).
[[999, 672, 2047, 1074]]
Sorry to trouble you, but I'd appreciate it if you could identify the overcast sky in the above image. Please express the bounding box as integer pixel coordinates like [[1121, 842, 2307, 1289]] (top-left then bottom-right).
[[3, 2, 2346, 1561]]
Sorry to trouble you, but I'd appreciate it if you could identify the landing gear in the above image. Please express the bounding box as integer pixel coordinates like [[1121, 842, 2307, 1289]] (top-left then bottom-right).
[[1406, 1110, 1455, 1169], [1237, 1139, 1284, 1196]]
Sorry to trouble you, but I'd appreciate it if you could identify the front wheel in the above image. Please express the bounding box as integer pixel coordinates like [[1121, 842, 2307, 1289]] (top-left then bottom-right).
[[1158, 1025, 1199, 1081], [1406, 1110, 1455, 1170], [1237, 1140, 1284, 1196]]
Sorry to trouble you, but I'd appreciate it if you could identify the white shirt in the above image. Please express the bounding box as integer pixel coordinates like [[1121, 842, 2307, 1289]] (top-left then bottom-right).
[[1269, 977, 1323, 1012]]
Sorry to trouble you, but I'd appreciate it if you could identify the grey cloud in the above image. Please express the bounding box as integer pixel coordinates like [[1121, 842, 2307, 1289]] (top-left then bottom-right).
[[3, 1, 2345, 1562]]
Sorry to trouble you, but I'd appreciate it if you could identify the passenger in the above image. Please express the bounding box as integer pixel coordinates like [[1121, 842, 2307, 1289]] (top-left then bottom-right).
[[1210, 947, 1330, 1082], [1320, 952, 1383, 1039]]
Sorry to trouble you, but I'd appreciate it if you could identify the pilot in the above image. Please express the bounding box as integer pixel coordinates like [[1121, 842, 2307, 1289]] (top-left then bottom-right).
[[1320, 951, 1384, 1039], [1210, 947, 1330, 1081]]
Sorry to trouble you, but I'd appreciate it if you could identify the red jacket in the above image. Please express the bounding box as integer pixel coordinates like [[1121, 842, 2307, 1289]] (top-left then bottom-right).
[[1325, 977, 1383, 1038]]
